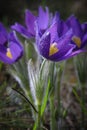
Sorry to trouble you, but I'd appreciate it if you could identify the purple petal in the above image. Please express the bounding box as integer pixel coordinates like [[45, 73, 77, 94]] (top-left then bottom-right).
[[35, 20, 41, 46], [81, 22, 87, 34], [48, 29, 75, 61], [39, 32, 50, 58], [52, 12, 60, 24], [49, 43, 86, 62], [48, 22, 59, 42], [8, 31, 19, 42], [66, 15, 82, 38], [0, 23, 8, 45], [49, 44, 75, 61], [9, 41, 23, 62], [50, 13, 68, 37], [25, 9, 36, 36], [8, 31, 23, 56], [9, 31, 23, 48], [0, 44, 22, 64], [57, 29, 73, 48], [38, 6, 49, 30], [82, 33, 87, 47], [59, 20, 68, 36], [0, 45, 12, 63], [11, 23, 32, 39], [68, 49, 87, 59]]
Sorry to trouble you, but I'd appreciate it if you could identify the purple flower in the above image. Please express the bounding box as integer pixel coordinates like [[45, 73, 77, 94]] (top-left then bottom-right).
[[0, 23, 23, 64], [66, 15, 87, 49], [81, 22, 87, 45], [11, 6, 49, 39], [35, 13, 87, 62], [11, 6, 87, 62]]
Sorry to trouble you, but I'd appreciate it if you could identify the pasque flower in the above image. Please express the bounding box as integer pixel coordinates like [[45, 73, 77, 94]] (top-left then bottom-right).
[[66, 15, 87, 50], [11, 6, 49, 39], [11, 6, 87, 62], [35, 13, 87, 62], [0, 23, 23, 64]]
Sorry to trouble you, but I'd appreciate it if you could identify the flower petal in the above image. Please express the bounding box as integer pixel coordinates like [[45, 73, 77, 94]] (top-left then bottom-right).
[[11, 23, 32, 38], [66, 15, 82, 38], [51, 12, 60, 25], [39, 32, 50, 58], [25, 9, 36, 36], [68, 49, 87, 59], [82, 33, 87, 47], [0, 23, 8, 45], [8, 32, 23, 60], [59, 20, 68, 36], [8, 41, 23, 62], [38, 6, 49, 30], [48, 22, 59, 42], [49, 44, 75, 61], [81, 22, 87, 34], [0, 45, 11, 63], [48, 29, 75, 60], [56, 29, 73, 48]]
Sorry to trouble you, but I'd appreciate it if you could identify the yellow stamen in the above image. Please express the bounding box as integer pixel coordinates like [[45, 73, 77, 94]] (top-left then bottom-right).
[[6, 48, 13, 59], [49, 43, 59, 56], [72, 36, 81, 48]]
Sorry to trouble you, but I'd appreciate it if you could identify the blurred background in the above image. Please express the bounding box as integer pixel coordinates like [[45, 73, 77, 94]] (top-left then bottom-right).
[[0, 0, 87, 26], [0, 0, 87, 130]]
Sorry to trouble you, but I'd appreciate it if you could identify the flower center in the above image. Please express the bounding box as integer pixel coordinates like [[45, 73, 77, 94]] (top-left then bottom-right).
[[6, 48, 13, 59], [49, 42, 59, 56], [72, 36, 81, 48]]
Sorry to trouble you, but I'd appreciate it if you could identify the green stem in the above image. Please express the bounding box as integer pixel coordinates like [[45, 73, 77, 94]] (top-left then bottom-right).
[[50, 62, 55, 87], [56, 65, 64, 130], [57, 79, 61, 119], [37, 105, 41, 129], [81, 83, 85, 130], [50, 97, 56, 130], [56, 75, 62, 130], [49, 62, 57, 130], [33, 105, 41, 130]]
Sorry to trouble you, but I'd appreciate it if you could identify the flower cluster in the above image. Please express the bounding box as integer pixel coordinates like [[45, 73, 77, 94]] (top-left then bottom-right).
[[0, 6, 87, 63]]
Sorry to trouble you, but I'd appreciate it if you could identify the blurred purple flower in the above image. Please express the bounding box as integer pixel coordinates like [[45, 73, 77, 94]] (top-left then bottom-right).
[[0, 23, 23, 64], [11, 6, 49, 39], [66, 15, 87, 50], [35, 13, 87, 62]]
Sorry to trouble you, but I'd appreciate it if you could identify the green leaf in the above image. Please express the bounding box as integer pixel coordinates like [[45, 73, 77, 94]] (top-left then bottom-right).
[[72, 88, 87, 115], [41, 79, 50, 116], [0, 62, 3, 71]]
